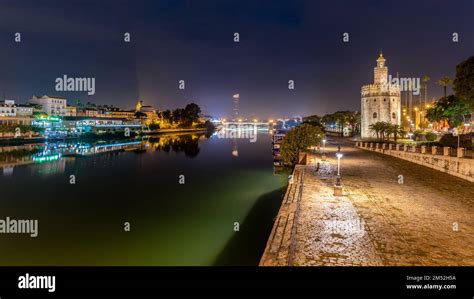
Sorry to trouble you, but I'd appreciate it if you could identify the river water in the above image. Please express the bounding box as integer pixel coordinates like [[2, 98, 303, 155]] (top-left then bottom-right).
[[0, 132, 288, 265]]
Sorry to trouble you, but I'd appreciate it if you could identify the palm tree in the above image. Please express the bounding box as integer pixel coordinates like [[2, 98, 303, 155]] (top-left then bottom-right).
[[437, 76, 452, 100], [369, 121, 388, 140], [378, 121, 387, 140], [368, 123, 380, 139], [385, 122, 395, 140], [386, 124, 405, 143]]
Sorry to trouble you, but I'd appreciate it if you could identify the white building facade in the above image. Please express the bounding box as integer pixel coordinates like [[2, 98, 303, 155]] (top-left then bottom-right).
[[29, 95, 67, 116], [0, 100, 16, 117], [361, 53, 401, 138], [16, 104, 34, 116]]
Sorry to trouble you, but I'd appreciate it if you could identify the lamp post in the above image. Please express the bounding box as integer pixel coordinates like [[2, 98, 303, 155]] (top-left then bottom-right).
[[333, 152, 344, 196], [336, 152, 343, 176], [322, 139, 326, 152]]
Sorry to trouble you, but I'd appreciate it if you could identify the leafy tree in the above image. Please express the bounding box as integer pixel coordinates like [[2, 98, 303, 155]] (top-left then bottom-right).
[[444, 98, 470, 127], [172, 108, 186, 125], [184, 103, 201, 123], [425, 100, 446, 123], [160, 110, 172, 122], [453, 55, 474, 111], [303, 115, 324, 130], [426, 95, 470, 128], [280, 124, 325, 165]]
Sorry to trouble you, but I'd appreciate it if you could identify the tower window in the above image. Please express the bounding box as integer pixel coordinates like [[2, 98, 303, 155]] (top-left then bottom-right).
[[374, 99, 376, 102], [392, 112, 396, 119], [392, 98, 395, 102], [373, 112, 377, 119], [384, 98, 386, 101]]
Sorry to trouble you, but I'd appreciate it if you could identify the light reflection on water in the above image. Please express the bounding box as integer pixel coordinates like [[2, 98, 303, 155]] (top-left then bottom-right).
[[0, 133, 289, 265]]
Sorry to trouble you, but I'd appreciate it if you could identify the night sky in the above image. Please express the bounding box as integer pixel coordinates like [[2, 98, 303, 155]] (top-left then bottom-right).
[[0, 0, 472, 119]]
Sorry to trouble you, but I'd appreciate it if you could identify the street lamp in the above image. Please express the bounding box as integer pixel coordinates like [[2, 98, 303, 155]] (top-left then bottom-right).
[[336, 152, 343, 176], [322, 139, 327, 152]]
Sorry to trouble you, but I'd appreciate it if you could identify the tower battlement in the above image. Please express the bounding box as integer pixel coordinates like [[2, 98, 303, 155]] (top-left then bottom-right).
[[361, 84, 400, 96]]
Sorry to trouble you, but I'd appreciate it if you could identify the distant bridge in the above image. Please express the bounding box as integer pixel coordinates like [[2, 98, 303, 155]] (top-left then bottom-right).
[[214, 116, 303, 129], [221, 121, 270, 126]]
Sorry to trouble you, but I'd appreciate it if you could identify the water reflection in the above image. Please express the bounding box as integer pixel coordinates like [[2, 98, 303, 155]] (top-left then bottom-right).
[[232, 139, 239, 157], [0, 133, 205, 176], [145, 134, 201, 158], [0, 132, 289, 265]]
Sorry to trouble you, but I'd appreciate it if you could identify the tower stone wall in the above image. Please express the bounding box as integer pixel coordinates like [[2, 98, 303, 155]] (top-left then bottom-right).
[[361, 54, 401, 138]]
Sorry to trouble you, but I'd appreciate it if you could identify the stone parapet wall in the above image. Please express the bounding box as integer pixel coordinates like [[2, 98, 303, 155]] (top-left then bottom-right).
[[355, 142, 474, 182]]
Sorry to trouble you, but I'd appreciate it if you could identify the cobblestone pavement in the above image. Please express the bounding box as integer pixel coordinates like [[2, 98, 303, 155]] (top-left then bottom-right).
[[292, 139, 474, 266]]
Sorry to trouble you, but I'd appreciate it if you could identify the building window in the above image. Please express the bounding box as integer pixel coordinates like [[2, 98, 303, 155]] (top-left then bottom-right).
[[373, 112, 377, 119], [392, 98, 395, 102], [384, 98, 386, 101], [374, 99, 376, 102], [392, 112, 396, 119]]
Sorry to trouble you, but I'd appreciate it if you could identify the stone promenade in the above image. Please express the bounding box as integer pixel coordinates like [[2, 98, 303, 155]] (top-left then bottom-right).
[[260, 139, 474, 266]]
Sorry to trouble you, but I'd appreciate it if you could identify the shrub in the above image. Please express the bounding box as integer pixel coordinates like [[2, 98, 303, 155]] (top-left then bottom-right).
[[413, 130, 426, 141], [425, 132, 437, 142], [439, 133, 472, 148]]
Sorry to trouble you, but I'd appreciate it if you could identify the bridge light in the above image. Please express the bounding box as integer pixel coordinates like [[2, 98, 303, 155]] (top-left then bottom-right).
[[238, 119, 242, 122], [253, 119, 258, 123]]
